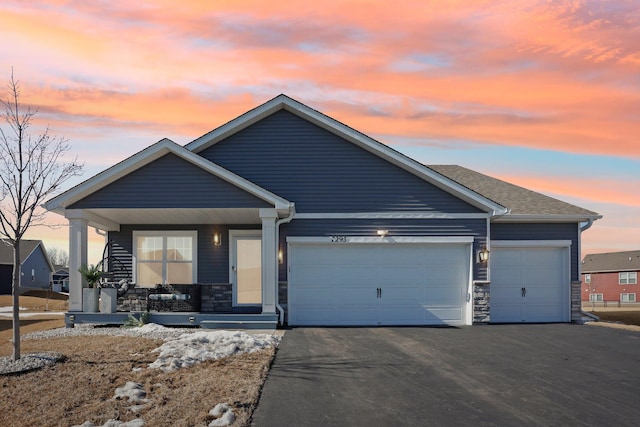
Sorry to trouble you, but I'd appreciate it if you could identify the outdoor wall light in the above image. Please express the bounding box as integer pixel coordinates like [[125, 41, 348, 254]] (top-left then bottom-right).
[[278, 248, 284, 264], [213, 232, 222, 246], [478, 245, 490, 263], [377, 230, 389, 238]]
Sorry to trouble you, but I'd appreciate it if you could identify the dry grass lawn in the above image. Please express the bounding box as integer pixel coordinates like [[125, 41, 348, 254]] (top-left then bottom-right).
[[0, 289, 69, 312], [591, 311, 640, 327], [0, 293, 276, 427]]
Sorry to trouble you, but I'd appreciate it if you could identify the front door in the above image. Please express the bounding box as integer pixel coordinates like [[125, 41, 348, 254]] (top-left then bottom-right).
[[230, 230, 262, 306]]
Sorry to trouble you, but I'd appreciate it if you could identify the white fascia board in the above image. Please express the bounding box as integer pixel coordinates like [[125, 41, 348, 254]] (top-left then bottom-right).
[[287, 236, 475, 244], [494, 214, 603, 223], [185, 95, 507, 216], [492, 240, 572, 248], [293, 212, 490, 220], [65, 209, 121, 231], [45, 138, 291, 213]]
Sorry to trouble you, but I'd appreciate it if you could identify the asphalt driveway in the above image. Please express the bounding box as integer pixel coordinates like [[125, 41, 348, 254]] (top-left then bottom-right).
[[251, 324, 640, 426]]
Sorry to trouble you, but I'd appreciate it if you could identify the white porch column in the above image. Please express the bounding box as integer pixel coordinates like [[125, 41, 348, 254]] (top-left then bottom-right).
[[67, 210, 88, 312], [259, 208, 278, 314]]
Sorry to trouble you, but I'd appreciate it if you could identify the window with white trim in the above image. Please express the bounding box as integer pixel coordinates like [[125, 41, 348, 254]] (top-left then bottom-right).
[[133, 231, 197, 286], [584, 274, 591, 284], [619, 272, 637, 285], [589, 293, 603, 302], [620, 293, 636, 303]]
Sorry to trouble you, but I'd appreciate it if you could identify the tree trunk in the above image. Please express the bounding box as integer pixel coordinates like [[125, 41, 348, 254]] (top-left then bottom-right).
[[12, 241, 21, 361]]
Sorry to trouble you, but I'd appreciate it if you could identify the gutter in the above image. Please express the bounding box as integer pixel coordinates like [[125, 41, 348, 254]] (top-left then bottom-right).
[[274, 203, 296, 325], [580, 218, 594, 232]]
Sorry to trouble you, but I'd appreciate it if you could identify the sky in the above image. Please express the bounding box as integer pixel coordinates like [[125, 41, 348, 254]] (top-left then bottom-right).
[[0, 0, 638, 262]]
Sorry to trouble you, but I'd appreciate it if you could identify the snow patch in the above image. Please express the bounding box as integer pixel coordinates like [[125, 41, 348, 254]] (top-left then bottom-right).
[[114, 382, 149, 404], [208, 403, 235, 427], [72, 419, 144, 427], [0, 306, 26, 312], [148, 330, 280, 371]]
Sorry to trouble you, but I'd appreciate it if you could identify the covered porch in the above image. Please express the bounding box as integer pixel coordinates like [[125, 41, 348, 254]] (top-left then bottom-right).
[[44, 139, 294, 329]]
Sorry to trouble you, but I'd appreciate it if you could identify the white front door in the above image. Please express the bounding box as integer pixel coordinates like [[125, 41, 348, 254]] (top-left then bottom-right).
[[230, 230, 262, 306]]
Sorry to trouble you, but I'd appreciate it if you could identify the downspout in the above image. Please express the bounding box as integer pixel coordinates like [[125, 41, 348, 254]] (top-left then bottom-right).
[[275, 204, 296, 325]]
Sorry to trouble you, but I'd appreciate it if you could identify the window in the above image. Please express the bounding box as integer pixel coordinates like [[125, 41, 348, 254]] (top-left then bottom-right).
[[584, 274, 591, 284], [133, 231, 197, 286], [589, 293, 603, 302], [619, 272, 637, 285], [620, 293, 636, 303]]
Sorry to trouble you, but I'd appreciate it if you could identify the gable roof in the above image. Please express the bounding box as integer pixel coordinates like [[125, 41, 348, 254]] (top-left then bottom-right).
[[582, 250, 640, 273], [428, 165, 601, 221], [45, 138, 292, 220], [186, 94, 508, 216], [0, 240, 55, 272]]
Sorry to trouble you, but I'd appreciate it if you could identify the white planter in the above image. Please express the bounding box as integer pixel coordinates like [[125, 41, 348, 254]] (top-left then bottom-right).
[[82, 288, 99, 313], [100, 287, 118, 313]]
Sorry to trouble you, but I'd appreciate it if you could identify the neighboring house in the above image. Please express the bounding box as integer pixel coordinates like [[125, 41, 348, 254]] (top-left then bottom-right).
[[581, 250, 640, 304], [52, 265, 70, 293], [0, 240, 55, 295], [45, 95, 601, 327]]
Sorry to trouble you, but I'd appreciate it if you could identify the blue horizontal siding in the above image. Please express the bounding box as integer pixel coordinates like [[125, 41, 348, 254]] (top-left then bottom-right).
[[71, 154, 271, 209], [200, 110, 481, 213], [279, 218, 487, 282], [491, 223, 579, 281]]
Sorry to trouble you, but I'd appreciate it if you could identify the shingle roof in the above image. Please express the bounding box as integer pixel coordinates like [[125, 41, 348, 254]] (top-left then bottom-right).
[[427, 165, 600, 218], [0, 240, 44, 265], [582, 250, 640, 273]]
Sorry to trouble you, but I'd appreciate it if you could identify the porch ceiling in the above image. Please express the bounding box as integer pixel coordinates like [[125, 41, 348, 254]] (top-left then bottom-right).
[[86, 208, 263, 227]]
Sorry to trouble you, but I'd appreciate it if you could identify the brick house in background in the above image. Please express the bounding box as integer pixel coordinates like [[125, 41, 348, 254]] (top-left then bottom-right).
[[582, 250, 640, 304]]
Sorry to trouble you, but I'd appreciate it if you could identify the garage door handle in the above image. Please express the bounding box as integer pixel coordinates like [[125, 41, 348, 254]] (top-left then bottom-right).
[[521, 287, 526, 297], [376, 288, 382, 298]]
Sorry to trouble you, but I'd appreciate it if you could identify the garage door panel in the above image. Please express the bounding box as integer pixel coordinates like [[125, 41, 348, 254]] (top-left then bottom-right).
[[289, 242, 471, 326], [491, 246, 568, 323]]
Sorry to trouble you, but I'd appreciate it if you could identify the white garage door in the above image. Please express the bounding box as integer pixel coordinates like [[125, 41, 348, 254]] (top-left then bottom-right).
[[491, 243, 570, 323], [288, 240, 471, 326]]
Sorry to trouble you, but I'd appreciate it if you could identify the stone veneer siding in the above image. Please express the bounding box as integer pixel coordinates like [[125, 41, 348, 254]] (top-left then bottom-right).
[[117, 284, 234, 313], [473, 283, 490, 323], [571, 280, 582, 323], [200, 284, 233, 313]]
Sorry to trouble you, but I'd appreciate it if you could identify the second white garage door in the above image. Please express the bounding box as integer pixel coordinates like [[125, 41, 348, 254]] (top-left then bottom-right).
[[490, 242, 570, 323], [288, 239, 472, 326]]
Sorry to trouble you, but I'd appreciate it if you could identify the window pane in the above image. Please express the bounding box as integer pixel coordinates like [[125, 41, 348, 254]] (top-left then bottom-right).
[[167, 262, 192, 284], [167, 236, 192, 261], [138, 262, 162, 286], [137, 237, 163, 260], [630, 272, 637, 284]]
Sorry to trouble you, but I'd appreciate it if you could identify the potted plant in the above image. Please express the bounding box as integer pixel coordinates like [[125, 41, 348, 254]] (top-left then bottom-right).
[[79, 264, 103, 313]]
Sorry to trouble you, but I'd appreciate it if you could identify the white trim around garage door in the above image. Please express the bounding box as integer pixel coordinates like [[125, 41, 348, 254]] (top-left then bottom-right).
[[287, 236, 475, 244]]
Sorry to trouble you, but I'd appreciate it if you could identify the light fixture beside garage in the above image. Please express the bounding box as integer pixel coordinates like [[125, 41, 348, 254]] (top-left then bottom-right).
[[377, 230, 388, 238], [477, 245, 490, 263], [278, 247, 284, 264]]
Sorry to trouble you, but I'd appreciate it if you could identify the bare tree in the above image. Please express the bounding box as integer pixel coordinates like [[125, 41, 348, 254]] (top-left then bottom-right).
[[47, 247, 69, 267], [0, 70, 82, 360]]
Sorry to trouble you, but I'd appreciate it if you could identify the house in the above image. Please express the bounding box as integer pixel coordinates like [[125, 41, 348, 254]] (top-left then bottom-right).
[[52, 265, 70, 293], [581, 250, 640, 305], [0, 240, 55, 295], [44, 95, 601, 328]]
